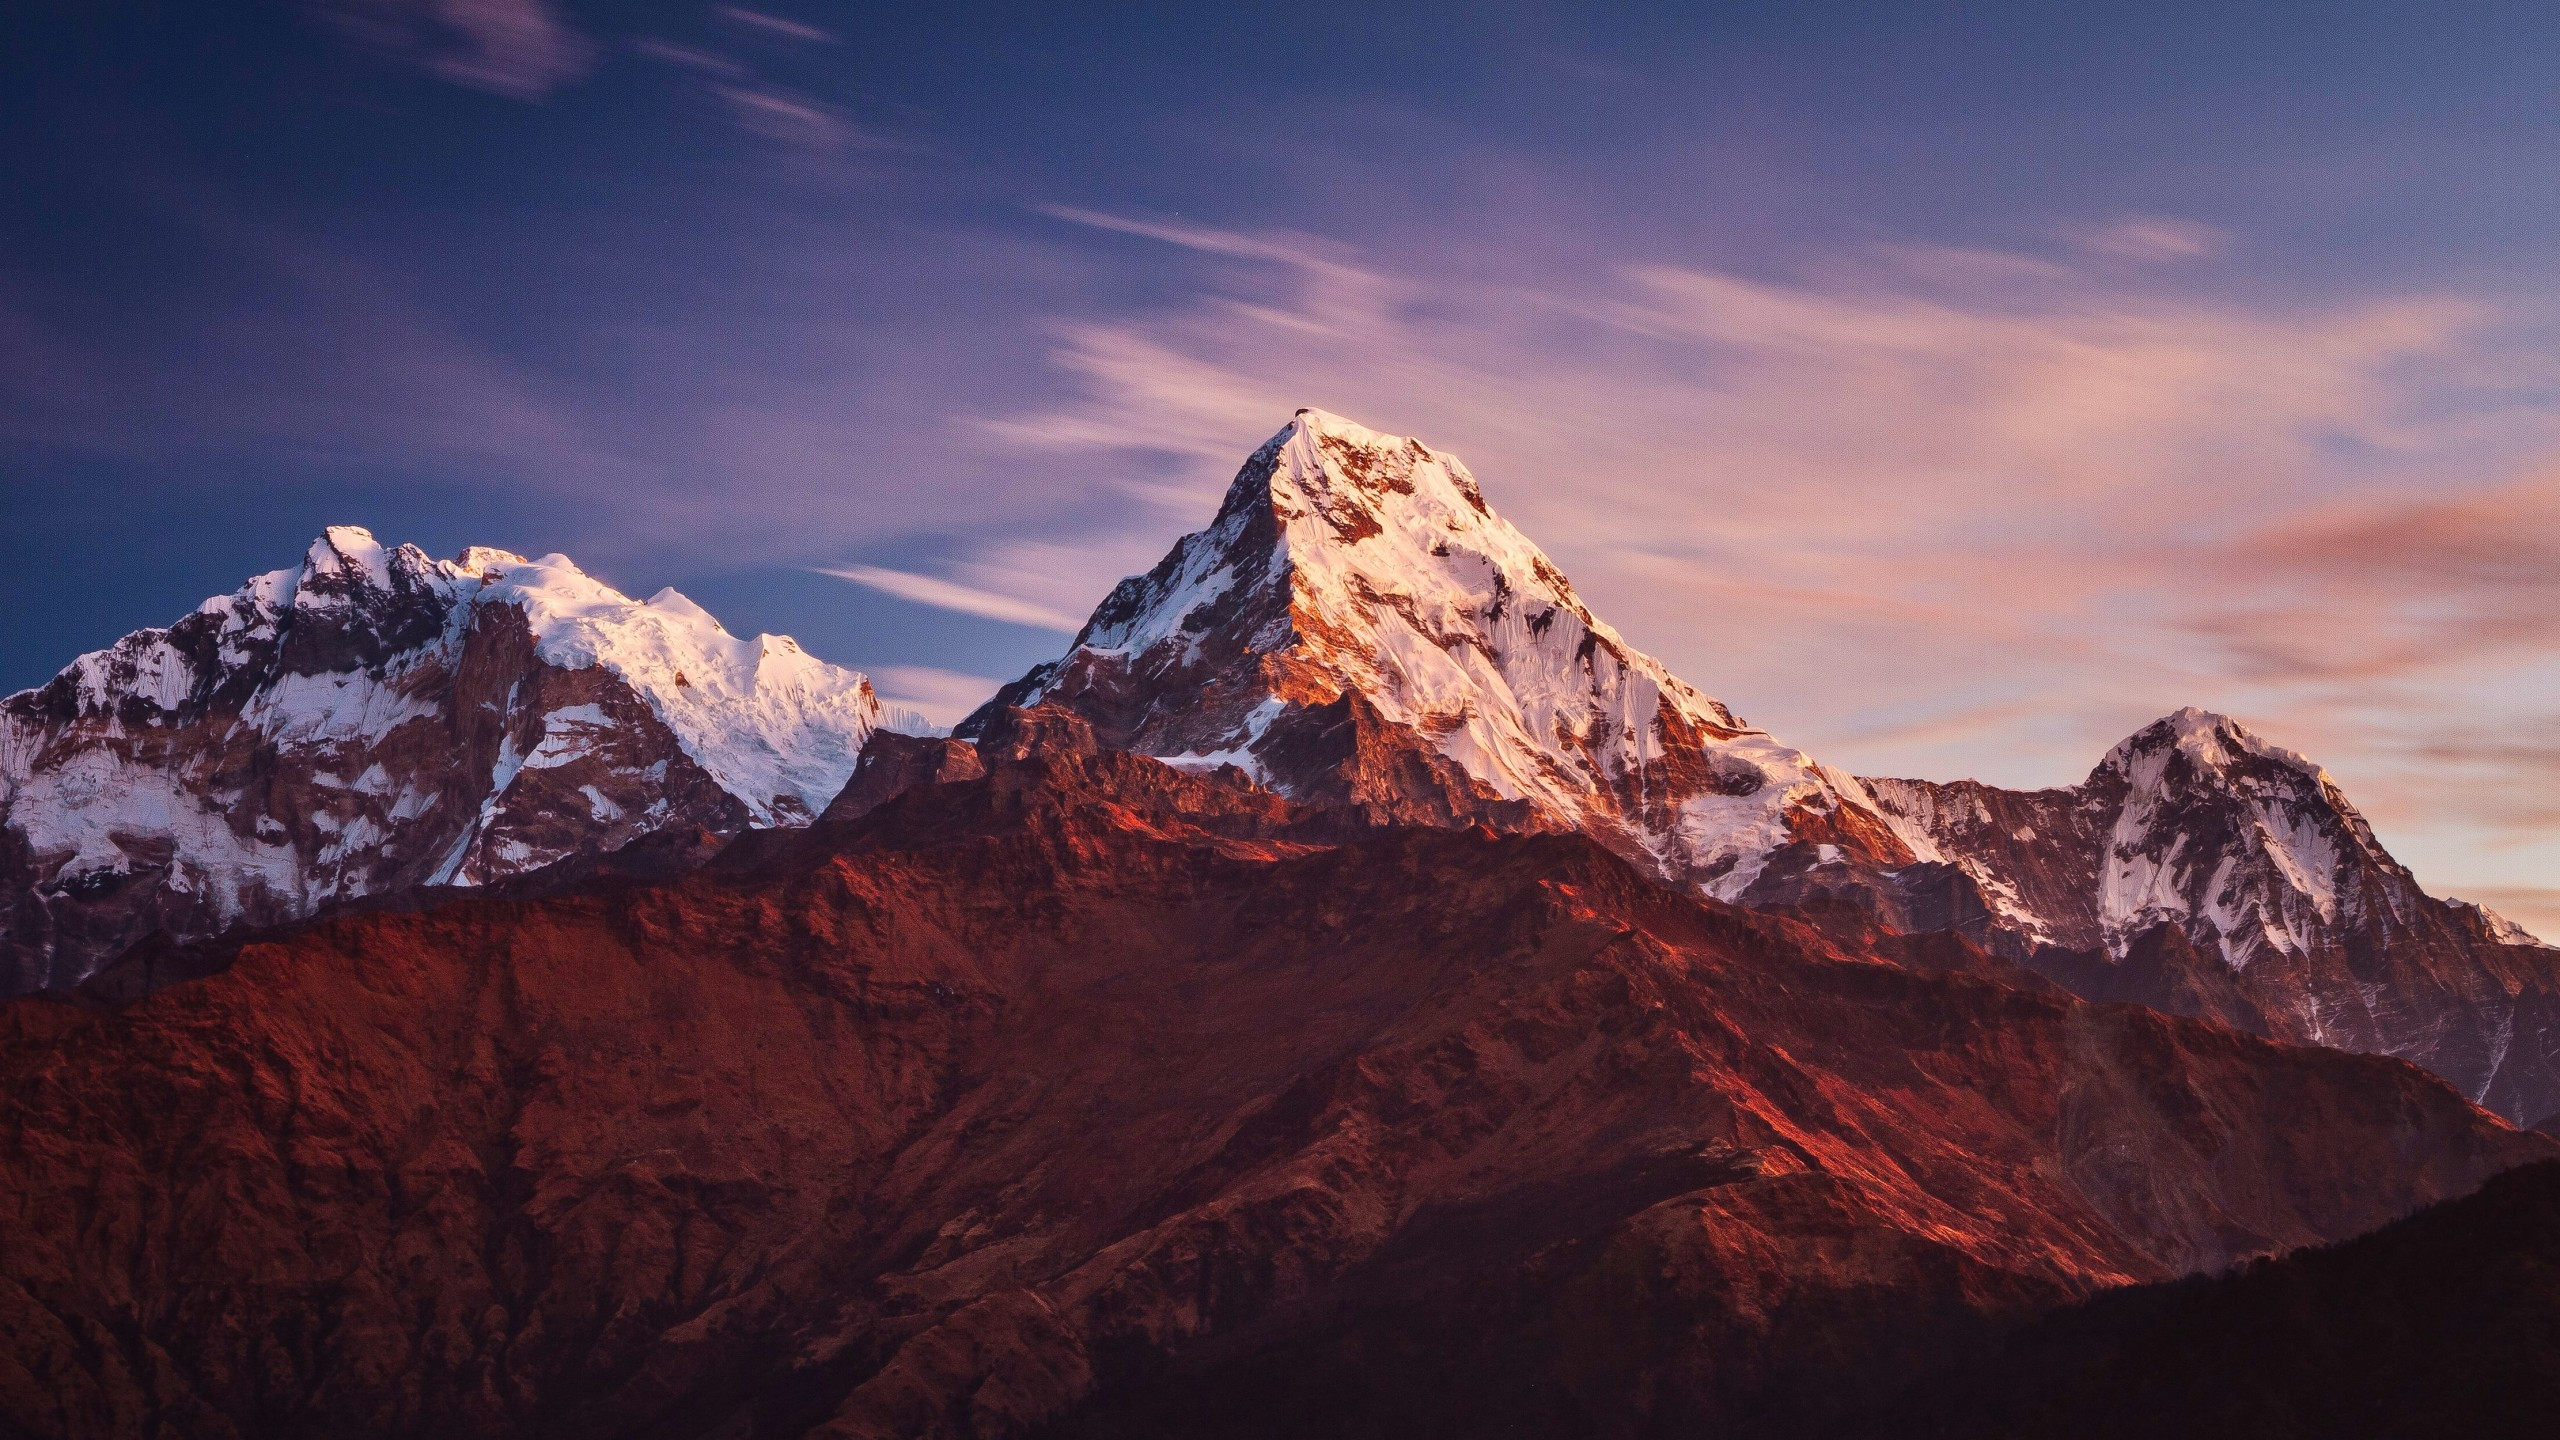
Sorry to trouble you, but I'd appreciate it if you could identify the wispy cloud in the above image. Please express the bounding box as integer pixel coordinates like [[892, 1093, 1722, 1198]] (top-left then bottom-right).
[[871, 664, 1002, 727], [715, 6, 838, 44], [812, 564, 1086, 632], [313, 0, 594, 100], [2066, 216, 2225, 263], [629, 37, 748, 78], [2191, 470, 2560, 682], [630, 33, 888, 153], [1037, 205, 1363, 274], [712, 83, 865, 151]]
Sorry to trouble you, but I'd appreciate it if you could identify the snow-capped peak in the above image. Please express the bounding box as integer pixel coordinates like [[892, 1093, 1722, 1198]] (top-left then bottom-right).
[[2091, 708, 2405, 966], [17, 530, 881, 825], [2103, 707, 2327, 786], [2454, 899, 2554, 949], [976, 409, 1916, 899], [1864, 711, 2560, 1122], [478, 551, 878, 822], [303, 525, 394, 590], [3, 528, 884, 992]]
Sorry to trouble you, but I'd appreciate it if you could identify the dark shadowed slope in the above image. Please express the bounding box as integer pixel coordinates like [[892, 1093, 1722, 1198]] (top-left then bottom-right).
[[1844, 1159, 2560, 1440]]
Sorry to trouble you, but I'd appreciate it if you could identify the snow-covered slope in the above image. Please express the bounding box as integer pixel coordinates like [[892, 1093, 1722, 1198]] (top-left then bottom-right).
[[457, 545, 878, 826], [1866, 709, 2560, 1124], [964, 408, 1925, 901], [0, 526, 878, 992], [2093, 709, 2399, 963]]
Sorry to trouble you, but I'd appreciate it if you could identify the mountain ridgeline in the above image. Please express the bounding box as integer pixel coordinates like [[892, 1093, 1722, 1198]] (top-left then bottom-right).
[[3, 409, 2557, 1438], [1, 412, 2550, 1126], [963, 409, 2559, 1125]]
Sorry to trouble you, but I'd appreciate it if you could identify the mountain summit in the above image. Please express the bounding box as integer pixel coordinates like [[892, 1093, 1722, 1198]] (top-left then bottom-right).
[[981, 410, 2560, 1124], [963, 408, 1920, 900], [0, 527, 880, 992], [1868, 707, 2560, 1124]]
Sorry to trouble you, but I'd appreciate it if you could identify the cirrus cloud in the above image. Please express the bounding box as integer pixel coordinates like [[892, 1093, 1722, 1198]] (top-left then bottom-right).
[[812, 564, 1085, 632], [313, 0, 593, 101]]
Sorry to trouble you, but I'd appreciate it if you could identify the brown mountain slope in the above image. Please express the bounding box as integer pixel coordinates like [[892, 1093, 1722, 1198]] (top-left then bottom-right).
[[0, 720, 2546, 1440]]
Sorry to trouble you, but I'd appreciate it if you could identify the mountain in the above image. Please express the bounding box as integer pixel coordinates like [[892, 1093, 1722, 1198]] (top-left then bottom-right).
[[1863, 708, 2560, 1126], [1844, 1157, 2560, 1439], [0, 526, 880, 994], [961, 409, 1925, 907], [0, 713, 2544, 1440], [970, 410, 2560, 1124]]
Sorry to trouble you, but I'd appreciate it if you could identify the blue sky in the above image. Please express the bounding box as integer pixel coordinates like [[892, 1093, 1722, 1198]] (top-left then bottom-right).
[[5, 1, 2557, 929]]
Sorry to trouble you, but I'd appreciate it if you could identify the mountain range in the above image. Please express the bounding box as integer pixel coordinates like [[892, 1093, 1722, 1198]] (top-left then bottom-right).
[[1, 408, 2555, 1437], [0, 716, 2546, 1438]]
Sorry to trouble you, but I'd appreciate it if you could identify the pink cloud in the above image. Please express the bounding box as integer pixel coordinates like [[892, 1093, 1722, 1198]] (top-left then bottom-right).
[[811, 564, 1084, 632], [714, 6, 838, 45], [2065, 216, 2226, 263], [2191, 470, 2560, 681], [976, 206, 2560, 907], [314, 0, 593, 101], [711, 83, 861, 150], [871, 666, 1002, 728]]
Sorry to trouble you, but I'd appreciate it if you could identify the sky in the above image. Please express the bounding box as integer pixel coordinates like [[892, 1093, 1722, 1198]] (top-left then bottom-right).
[[3, 1, 2556, 933]]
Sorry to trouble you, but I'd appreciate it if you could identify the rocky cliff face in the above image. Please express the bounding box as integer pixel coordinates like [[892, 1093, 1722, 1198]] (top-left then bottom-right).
[[0, 526, 881, 993], [963, 409, 1920, 904], [1865, 708, 2560, 1126], [0, 723, 2543, 1440]]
